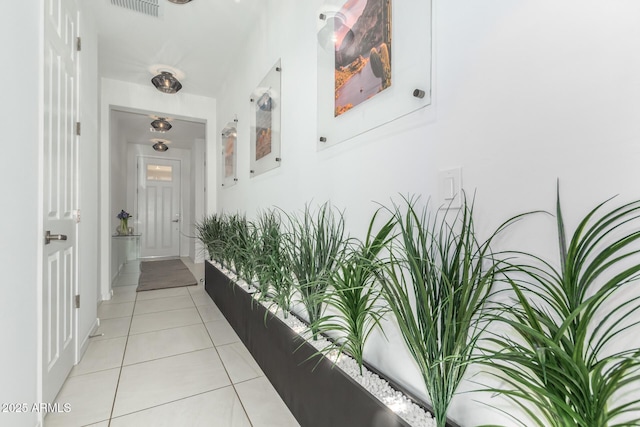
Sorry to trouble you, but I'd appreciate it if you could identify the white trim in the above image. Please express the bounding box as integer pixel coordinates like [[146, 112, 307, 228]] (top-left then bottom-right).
[[102, 288, 114, 302], [76, 318, 100, 363], [36, 0, 45, 423]]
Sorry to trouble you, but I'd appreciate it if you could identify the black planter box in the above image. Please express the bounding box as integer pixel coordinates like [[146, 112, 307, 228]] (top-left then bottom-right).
[[205, 261, 453, 427]]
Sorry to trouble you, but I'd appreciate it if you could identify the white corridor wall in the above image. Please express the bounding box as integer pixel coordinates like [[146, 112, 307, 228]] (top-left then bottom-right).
[[1, 2, 40, 427], [1, 1, 100, 426], [214, 1, 640, 426]]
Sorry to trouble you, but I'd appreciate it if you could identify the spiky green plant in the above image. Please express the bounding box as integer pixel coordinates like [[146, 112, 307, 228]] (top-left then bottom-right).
[[379, 195, 514, 427], [257, 212, 295, 318], [268, 249, 294, 318], [481, 191, 640, 427], [285, 202, 347, 340], [253, 209, 286, 299], [195, 214, 224, 262], [226, 214, 259, 285], [217, 213, 235, 271], [311, 209, 395, 374]]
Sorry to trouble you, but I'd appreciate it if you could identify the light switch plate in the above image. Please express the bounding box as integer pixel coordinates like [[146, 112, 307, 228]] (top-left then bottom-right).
[[438, 167, 462, 209]]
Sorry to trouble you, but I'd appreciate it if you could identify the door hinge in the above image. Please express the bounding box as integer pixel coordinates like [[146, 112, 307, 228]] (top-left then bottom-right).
[[75, 295, 80, 309], [76, 122, 81, 136], [76, 37, 82, 52]]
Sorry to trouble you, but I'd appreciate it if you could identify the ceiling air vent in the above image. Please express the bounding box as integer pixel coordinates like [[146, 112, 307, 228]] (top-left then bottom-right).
[[111, 0, 162, 17]]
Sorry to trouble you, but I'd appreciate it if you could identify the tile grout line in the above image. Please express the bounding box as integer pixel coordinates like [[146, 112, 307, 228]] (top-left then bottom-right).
[[106, 268, 139, 427], [190, 284, 255, 427], [127, 318, 203, 337], [231, 384, 256, 427], [106, 387, 235, 423], [97, 263, 263, 426], [97, 279, 244, 425], [133, 303, 198, 317], [106, 285, 217, 422], [120, 344, 215, 369]]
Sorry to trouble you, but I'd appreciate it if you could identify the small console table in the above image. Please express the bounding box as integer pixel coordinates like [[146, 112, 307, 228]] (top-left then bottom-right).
[[112, 234, 141, 263]]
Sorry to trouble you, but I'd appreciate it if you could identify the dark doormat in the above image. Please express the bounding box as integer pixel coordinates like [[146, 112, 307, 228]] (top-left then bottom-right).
[[137, 258, 198, 292]]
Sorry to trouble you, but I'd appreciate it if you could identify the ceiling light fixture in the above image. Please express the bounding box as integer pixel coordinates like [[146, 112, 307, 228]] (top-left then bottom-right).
[[152, 141, 169, 152], [151, 71, 182, 94], [150, 118, 172, 132], [167, 0, 193, 4]]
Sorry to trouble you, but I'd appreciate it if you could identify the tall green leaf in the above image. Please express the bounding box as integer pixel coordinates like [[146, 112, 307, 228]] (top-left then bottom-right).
[[285, 202, 347, 340], [379, 195, 512, 427], [311, 208, 395, 374], [482, 190, 640, 427]]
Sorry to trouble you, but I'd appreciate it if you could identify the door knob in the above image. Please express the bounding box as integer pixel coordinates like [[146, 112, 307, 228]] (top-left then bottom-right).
[[171, 219, 179, 223], [45, 230, 68, 245]]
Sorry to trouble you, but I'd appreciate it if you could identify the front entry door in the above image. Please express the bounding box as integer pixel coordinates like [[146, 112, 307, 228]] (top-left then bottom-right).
[[43, 0, 79, 404], [138, 157, 181, 258]]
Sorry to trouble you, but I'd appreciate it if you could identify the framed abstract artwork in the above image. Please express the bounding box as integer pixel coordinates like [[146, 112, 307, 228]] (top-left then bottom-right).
[[317, 0, 432, 149], [220, 120, 238, 188], [250, 59, 282, 177]]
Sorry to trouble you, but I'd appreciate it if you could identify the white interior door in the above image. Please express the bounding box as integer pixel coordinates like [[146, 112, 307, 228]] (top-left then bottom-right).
[[138, 157, 181, 258], [43, 0, 79, 404]]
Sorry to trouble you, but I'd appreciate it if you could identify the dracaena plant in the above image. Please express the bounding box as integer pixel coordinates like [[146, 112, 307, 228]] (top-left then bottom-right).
[[226, 213, 255, 282], [481, 189, 640, 427], [195, 213, 224, 262], [217, 213, 235, 271], [227, 213, 242, 274], [253, 210, 285, 298], [285, 202, 347, 340], [253, 209, 295, 318], [267, 242, 295, 318], [310, 209, 395, 374], [378, 195, 515, 427]]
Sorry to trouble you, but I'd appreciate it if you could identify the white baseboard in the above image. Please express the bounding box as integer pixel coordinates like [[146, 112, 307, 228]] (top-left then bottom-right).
[[101, 288, 114, 302], [77, 318, 100, 362], [111, 262, 125, 285]]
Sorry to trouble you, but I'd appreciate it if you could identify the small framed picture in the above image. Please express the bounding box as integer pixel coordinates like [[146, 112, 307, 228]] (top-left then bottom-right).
[[250, 59, 282, 177], [221, 120, 237, 187]]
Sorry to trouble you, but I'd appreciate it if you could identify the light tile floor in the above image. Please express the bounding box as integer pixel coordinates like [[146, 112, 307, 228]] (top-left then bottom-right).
[[45, 258, 300, 427]]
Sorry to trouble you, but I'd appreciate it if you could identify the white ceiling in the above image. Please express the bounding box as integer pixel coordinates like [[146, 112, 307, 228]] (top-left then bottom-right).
[[86, 0, 267, 149]]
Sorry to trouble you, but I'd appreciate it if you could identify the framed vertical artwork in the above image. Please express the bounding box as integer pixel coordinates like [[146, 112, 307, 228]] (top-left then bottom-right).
[[317, 0, 432, 149], [333, 0, 392, 117], [250, 59, 282, 177], [221, 120, 238, 188]]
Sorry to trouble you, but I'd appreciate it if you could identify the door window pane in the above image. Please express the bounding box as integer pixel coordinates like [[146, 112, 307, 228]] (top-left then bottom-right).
[[147, 164, 173, 182]]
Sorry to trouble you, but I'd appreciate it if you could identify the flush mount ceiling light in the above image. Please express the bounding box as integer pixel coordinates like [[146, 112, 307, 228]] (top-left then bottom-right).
[[150, 118, 172, 132], [152, 140, 169, 152], [167, 0, 192, 4], [151, 71, 182, 94]]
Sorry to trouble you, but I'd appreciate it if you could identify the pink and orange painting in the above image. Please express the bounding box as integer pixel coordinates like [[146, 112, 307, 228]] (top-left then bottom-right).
[[334, 0, 392, 117], [224, 132, 235, 178]]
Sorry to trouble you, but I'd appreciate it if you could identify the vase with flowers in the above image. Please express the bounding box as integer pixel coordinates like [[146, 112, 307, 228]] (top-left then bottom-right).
[[117, 210, 131, 235]]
